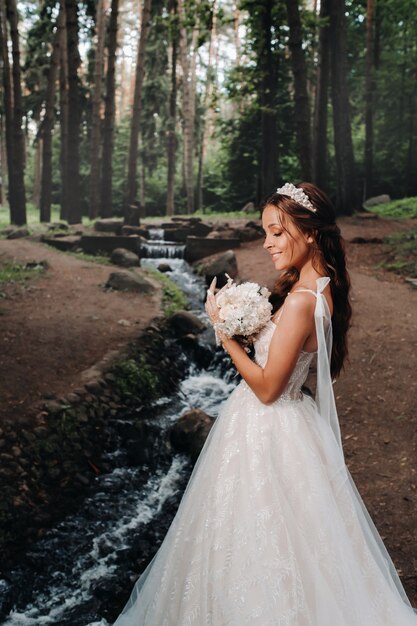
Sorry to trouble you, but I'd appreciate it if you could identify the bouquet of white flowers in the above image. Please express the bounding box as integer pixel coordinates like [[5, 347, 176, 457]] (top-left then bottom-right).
[[211, 274, 272, 347]]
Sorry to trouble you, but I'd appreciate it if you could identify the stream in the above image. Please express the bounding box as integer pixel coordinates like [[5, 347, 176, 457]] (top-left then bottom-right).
[[0, 231, 237, 626]]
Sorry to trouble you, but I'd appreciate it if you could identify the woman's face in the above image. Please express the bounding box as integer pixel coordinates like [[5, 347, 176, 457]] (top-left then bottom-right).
[[261, 204, 312, 271]]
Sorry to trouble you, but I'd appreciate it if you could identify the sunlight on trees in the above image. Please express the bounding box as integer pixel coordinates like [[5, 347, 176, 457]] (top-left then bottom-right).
[[0, 0, 416, 224]]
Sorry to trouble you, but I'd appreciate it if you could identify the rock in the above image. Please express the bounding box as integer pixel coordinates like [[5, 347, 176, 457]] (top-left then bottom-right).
[[84, 381, 103, 395], [47, 222, 69, 231], [189, 222, 212, 237], [105, 270, 158, 294], [241, 201, 255, 213], [405, 277, 417, 290], [363, 194, 391, 208], [168, 310, 206, 336], [41, 235, 81, 251], [42, 400, 63, 415], [185, 236, 240, 262], [80, 234, 144, 255], [170, 408, 214, 462], [94, 218, 123, 233], [235, 226, 262, 242], [110, 247, 140, 267], [206, 229, 237, 239], [123, 204, 141, 226], [157, 262, 172, 273], [197, 250, 238, 288], [121, 225, 149, 238], [6, 227, 30, 239]]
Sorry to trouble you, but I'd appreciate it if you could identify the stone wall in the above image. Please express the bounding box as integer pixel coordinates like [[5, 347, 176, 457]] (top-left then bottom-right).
[[0, 318, 190, 569]]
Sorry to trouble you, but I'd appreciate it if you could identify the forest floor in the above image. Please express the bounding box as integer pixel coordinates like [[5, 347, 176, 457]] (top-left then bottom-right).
[[0, 214, 417, 603]]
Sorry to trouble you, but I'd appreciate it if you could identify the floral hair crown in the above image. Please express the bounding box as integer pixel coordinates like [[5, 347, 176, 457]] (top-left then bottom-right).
[[276, 182, 317, 213]]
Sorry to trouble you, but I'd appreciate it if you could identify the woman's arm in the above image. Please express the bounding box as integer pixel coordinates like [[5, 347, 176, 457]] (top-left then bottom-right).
[[207, 289, 315, 404]]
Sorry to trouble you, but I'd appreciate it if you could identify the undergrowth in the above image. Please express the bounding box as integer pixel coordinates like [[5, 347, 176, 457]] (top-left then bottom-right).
[[367, 197, 417, 219], [145, 267, 188, 315], [378, 229, 417, 277], [0, 262, 46, 287]]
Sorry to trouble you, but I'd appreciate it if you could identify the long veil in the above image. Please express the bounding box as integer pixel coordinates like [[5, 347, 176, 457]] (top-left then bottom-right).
[[312, 276, 414, 611]]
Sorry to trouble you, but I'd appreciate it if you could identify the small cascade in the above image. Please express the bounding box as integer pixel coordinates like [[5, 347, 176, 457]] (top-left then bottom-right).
[[141, 240, 185, 259], [148, 227, 165, 241]]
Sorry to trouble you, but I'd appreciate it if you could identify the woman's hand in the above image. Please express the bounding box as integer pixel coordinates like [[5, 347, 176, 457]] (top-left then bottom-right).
[[205, 277, 221, 325], [205, 277, 228, 344]]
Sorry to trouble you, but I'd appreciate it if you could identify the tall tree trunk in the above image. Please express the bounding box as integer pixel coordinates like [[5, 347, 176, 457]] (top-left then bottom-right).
[[124, 0, 152, 209], [166, 0, 177, 217], [259, 0, 278, 201], [329, 0, 357, 214], [196, 1, 216, 213], [0, 115, 6, 204], [405, 54, 417, 196], [65, 0, 81, 224], [32, 137, 42, 208], [5, 0, 26, 224], [40, 3, 65, 222], [364, 0, 374, 200], [0, 0, 14, 217], [100, 0, 119, 217], [59, 0, 69, 220], [284, 0, 311, 180], [89, 0, 107, 219], [178, 0, 198, 214], [139, 132, 145, 212], [312, 0, 330, 188]]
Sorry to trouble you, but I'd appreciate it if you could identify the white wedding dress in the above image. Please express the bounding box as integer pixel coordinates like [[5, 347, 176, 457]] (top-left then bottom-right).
[[113, 277, 417, 625]]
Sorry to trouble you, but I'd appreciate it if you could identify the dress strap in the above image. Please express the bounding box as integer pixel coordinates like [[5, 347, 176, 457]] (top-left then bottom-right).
[[293, 277, 342, 451]]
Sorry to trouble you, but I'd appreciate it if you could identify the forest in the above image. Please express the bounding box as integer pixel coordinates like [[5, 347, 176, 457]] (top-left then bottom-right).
[[0, 0, 417, 225]]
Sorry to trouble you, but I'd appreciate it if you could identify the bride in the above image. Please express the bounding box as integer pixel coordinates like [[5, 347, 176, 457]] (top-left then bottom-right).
[[112, 182, 417, 625]]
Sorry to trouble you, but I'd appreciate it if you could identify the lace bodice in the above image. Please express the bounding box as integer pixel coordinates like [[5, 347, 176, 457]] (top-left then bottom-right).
[[253, 320, 314, 402]]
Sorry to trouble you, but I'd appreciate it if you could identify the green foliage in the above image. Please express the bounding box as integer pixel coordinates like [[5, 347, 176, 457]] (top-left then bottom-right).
[[379, 229, 417, 277], [112, 356, 161, 404], [0, 262, 45, 287], [367, 197, 417, 219], [12, 0, 417, 221], [145, 267, 188, 315], [60, 250, 111, 265]]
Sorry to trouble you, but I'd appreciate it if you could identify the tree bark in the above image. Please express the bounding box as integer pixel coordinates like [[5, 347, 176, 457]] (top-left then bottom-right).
[[0, 115, 6, 204], [166, 0, 178, 217], [196, 1, 216, 213], [40, 3, 65, 222], [0, 0, 14, 217], [100, 0, 119, 217], [65, 0, 81, 224], [4, 0, 26, 225], [312, 0, 330, 188], [259, 0, 279, 201], [124, 0, 152, 209], [329, 0, 358, 214], [364, 0, 374, 199], [32, 137, 42, 208], [89, 0, 107, 219], [178, 0, 199, 213], [59, 0, 69, 221], [284, 0, 311, 180]]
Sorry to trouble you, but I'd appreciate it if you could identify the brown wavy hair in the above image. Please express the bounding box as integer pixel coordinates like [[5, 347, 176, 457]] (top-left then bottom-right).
[[260, 182, 352, 378]]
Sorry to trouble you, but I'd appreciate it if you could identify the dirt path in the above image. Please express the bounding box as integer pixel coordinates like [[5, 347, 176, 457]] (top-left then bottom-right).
[[1, 215, 416, 602], [235, 215, 417, 604], [0, 240, 162, 424]]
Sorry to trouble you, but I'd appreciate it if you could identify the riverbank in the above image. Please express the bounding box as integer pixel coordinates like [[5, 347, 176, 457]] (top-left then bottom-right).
[[1, 213, 416, 607]]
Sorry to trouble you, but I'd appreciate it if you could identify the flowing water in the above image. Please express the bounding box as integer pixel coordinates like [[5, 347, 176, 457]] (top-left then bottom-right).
[[0, 229, 237, 626]]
